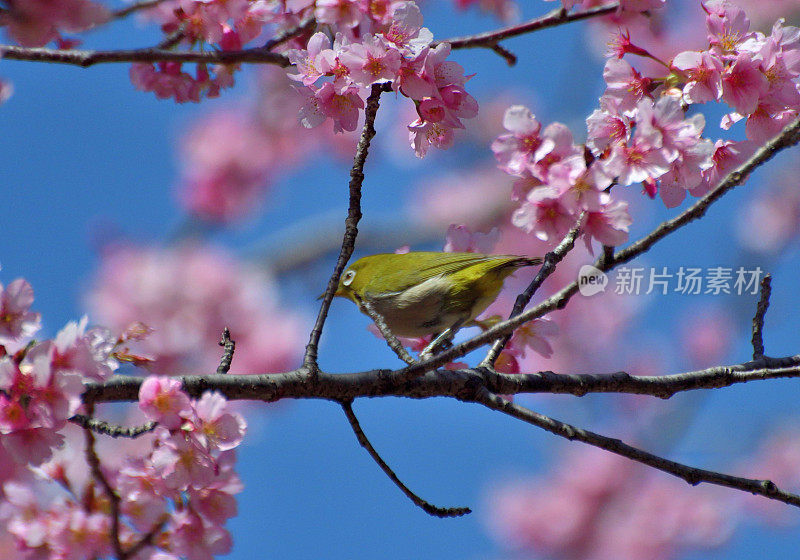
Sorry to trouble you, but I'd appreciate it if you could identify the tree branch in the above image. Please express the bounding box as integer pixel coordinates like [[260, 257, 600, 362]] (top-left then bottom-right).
[[440, 3, 618, 64], [751, 274, 772, 360], [1, 3, 618, 69], [340, 400, 470, 517], [303, 82, 391, 372], [472, 387, 800, 508], [70, 414, 158, 438], [80, 355, 800, 405], [262, 16, 316, 50], [0, 44, 290, 67]]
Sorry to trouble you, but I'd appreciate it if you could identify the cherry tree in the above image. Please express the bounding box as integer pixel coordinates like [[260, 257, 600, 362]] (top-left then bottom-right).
[[2, 0, 800, 558]]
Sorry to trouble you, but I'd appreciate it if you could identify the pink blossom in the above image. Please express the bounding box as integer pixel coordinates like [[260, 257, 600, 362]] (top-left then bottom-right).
[[0, 278, 40, 343], [312, 81, 365, 133], [0, 0, 109, 47], [455, 0, 519, 21], [603, 57, 652, 115], [169, 509, 233, 560], [396, 49, 437, 99], [512, 188, 576, 242], [488, 445, 730, 560], [44, 316, 118, 382], [339, 35, 402, 86], [492, 106, 544, 176], [187, 451, 243, 524], [704, 0, 752, 53], [547, 155, 612, 212], [507, 318, 559, 359], [139, 376, 193, 429], [736, 171, 800, 254], [315, 0, 363, 28], [602, 133, 672, 187], [658, 138, 715, 207], [190, 392, 246, 452], [48, 507, 111, 560], [439, 85, 479, 121], [383, 1, 432, 55], [0, 78, 12, 105], [672, 50, 723, 104], [421, 42, 467, 90], [583, 199, 632, 249], [696, 139, 755, 196], [86, 243, 305, 376], [1, 426, 64, 465], [178, 110, 279, 222], [151, 429, 217, 490], [586, 99, 631, 156], [408, 118, 454, 157], [720, 52, 769, 115], [129, 61, 233, 103], [443, 224, 500, 253], [287, 32, 333, 86]]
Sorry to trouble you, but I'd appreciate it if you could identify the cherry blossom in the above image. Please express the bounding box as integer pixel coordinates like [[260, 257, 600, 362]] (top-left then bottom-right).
[[86, 243, 305, 376], [0, 278, 41, 344]]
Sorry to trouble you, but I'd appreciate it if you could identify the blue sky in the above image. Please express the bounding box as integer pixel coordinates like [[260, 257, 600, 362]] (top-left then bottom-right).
[[2, 1, 800, 559]]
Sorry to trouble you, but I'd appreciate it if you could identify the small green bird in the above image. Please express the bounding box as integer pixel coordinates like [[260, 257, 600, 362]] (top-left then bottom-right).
[[334, 252, 542, 348]]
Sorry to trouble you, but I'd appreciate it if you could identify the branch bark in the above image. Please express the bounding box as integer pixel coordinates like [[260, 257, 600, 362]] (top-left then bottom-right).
[[303, 82, 391, 371], [81, 354, 800, 405], [473, 388, 800, 509]]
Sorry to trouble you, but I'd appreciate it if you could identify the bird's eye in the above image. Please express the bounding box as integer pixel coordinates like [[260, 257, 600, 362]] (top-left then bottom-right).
[[342, 270, 356, 286]]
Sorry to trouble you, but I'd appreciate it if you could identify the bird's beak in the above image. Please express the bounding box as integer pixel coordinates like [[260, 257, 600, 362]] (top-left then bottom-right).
[[318, 286, 343, 300]]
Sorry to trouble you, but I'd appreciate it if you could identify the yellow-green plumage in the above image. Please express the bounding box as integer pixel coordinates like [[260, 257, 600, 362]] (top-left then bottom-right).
[[334, 252, 542, 338]]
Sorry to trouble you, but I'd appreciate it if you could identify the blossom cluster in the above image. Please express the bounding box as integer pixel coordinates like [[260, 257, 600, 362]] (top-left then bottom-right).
[[492, 104, 633, 250], [452, 0, 519, 22], [0, 0, 108, 47], [287, 1, 479, 156], [489, 425, 800, 560], [488, 445, 732, 560], [175, 67, 348, 222], [0, 279, 117, 468], [3, 376, 246, 559], [87, 243, 305, 375], [599, 0, 800, 207], [493, 1, 800, 249]]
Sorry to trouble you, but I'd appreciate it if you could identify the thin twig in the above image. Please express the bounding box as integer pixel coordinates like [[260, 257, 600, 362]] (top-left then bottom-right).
[[0, 44, 290, 68], [157, 30, 186, 49], [473, 387, 800, 508], [396, 117, 800, 377], [489, 43, 517, 66], [263, 16, 316, 50], [440, 3, 618, 62], [340, 400, 471, 518], [303, 82, 391, 372], [124, 516, 168, 559], [217, 327, 236, 375], [482, 212, 584, 367], [352, 294, 416, 365], [70, 414, 158, 438], [111, 0, 166, 19], [83, 405, 125, 559], [751, 274, 772, 359]]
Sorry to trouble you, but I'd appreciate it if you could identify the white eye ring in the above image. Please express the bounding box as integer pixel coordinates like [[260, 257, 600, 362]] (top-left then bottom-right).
[[342, 270, 356, 286]]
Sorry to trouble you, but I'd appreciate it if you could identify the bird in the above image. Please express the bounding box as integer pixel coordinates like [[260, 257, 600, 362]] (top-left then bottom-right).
[[333, 251, 542, 354]]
